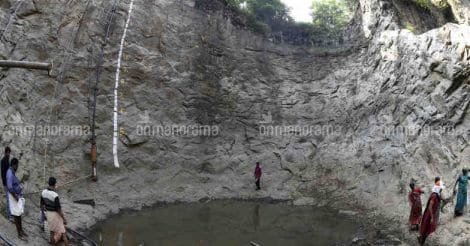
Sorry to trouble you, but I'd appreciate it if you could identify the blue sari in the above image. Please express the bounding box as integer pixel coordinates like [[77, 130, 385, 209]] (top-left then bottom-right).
[[455, 175, 468, 215]]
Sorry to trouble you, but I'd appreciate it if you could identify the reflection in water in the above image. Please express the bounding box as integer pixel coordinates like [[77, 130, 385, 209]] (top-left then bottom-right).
[[253, 204, 260, 230], [117, 232, 123, 246], [90, 201, 366, 246]]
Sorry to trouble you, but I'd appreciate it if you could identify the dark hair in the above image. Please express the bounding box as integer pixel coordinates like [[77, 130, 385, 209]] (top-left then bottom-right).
[[48, 177, 57, 186], [4, 147, 11, 154], [10, 158, 18, 166], [463, 169, 469, 175], [435, 176, 441, 183], [409, 182, 415, 190], [256, 162, 260, 165]]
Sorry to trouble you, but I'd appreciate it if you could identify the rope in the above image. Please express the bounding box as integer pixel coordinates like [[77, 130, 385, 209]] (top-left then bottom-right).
[[21, 217, 98, 246], [66, 227, 98, 246], [91, 0, 119, 142], [113, 0, 136, 168], [42, 0, 92, 173], [0, 232, 15, 246], [16, 175, 93, 196], [43, 139, 48, 189]]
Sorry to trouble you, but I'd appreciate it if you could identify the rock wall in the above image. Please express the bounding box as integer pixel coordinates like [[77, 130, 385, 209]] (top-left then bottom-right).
[[0, 0, 469, 245]]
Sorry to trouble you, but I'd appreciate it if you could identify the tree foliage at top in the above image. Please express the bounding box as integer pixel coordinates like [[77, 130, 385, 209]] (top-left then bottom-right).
[[221, 0, 359, 46], [245, 0, 293, 31], [310, 0, 357, 40]]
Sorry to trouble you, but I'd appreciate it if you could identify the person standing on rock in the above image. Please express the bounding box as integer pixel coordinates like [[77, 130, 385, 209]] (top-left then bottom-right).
[[1, 146, 11, 219], [453, 169, 468, 216], [7, 158, 28, 240], [41, 177, 68, 246], [408, 180, 424, 231], [254, 162, 262, 190], [418, 177, 444, 245]]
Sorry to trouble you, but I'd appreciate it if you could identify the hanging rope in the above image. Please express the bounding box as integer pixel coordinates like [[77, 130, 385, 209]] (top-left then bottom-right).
[[31, 0, 92, 190], [18, 175, 92, 196], [43, 138, 48, 188], [90, 0, 119, 177], [0, 232, 15, 246], [113, 0, 136, 168]]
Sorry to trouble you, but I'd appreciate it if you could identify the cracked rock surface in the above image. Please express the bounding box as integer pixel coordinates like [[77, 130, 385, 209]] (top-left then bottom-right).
[[0, 0, 469, 245]]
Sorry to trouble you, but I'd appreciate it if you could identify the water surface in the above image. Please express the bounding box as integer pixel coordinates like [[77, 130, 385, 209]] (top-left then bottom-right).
[[90, 201, 368, 246]]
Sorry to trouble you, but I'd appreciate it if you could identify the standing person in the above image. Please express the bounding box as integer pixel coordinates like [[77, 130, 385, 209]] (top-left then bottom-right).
[[408, 180, 424, 231], [1, 146, 11, 219], [6, 158, 27, 240], [41, 177, 68, 246], [453, 169, 469, 216], [418, 177, 444, 245], [254, 162, 262, 190]]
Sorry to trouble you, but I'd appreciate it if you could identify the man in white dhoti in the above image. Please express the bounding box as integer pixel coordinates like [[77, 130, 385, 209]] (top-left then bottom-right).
[[41, 177, 68, 246], [6, 158, 27, 240]]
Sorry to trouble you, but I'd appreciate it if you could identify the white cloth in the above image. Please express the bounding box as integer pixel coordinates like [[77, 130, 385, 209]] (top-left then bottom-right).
[[41, 189, 58, 202], [8, 193, 25, 216], [432, 182, 445, 194]]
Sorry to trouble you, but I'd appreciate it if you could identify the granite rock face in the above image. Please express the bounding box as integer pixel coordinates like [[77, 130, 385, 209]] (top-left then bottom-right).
[[0, 0, 469, 245]]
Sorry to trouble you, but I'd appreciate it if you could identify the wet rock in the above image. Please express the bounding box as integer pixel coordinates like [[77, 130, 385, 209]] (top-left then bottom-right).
[[293, 197, 316, 206], [339, 210, 359, 217]]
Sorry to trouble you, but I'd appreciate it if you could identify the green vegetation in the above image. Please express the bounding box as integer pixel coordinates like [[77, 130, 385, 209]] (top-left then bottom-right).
[[415, 0, 449, 10], [405, 22, 416, 33], [219, 0, 359, 46], [311, 0, 357, 41], [415, 0, 432, 10]]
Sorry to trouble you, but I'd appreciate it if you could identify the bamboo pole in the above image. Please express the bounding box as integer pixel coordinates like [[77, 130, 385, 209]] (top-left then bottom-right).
[[0, 60, 52, 72]]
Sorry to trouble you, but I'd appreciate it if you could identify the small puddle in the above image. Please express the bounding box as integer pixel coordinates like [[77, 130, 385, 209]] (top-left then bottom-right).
[[89, 200, 374, 245]]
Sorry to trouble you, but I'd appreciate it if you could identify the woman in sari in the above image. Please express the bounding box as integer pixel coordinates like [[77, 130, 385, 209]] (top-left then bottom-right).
[[418, 177, 443, 245], [453, 169, 468, 216], [408, 181, 424, 231]]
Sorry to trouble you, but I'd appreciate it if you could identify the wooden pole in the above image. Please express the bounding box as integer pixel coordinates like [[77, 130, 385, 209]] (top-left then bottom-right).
[[0, 60, 52, 71]]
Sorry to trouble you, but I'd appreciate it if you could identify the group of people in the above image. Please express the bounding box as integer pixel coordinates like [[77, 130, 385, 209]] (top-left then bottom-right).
[[1, 147, 68, 245], [408, 169, 469, 245]]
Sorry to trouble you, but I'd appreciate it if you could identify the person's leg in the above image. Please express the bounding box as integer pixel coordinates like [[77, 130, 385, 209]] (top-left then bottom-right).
[[17, 216, 27, 237], [14, 216, 22, 237], [62, 232, 69, 246], [255, 179, 260, 190], [49, 231, 54, 245]]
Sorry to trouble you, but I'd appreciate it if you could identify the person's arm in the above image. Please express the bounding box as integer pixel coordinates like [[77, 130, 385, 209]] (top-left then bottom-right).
[[55, 197, 66, 225], [453, 177, 460, 196], [6, 171, 18, 201], [40, 196, 45, 211], [58, 208, 67, 225]]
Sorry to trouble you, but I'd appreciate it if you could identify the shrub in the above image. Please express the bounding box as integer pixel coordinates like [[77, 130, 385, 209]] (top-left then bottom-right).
[[405, 22, 416, 33], [415, 0, 432, 10]]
